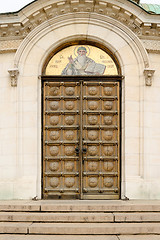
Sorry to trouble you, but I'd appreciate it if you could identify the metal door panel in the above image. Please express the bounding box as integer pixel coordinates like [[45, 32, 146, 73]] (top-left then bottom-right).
[[82, 81, 120, 199], [43, 79, 120, 199], [43, 82, 80, 199]]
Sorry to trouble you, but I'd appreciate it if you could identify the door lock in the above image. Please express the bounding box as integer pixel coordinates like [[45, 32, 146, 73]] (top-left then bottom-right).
[[82, 148, 87, 154], [75, 147, 80, 155]]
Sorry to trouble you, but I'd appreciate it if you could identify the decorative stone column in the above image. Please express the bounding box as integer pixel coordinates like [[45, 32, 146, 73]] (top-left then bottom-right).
[[8, 68, 19, 87], [144, 69, 155, 86]]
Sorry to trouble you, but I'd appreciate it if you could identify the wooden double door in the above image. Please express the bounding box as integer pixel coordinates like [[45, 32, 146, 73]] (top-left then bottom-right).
[[42, 77, 121, 199]]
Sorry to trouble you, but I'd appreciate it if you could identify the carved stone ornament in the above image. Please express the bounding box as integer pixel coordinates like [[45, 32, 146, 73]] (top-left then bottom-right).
[[8, 68, 19, 87], [144, 69, 155, 86]]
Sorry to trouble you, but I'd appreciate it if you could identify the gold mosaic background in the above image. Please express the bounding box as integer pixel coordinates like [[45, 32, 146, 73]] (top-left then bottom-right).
[[45, 45, 118, 75]]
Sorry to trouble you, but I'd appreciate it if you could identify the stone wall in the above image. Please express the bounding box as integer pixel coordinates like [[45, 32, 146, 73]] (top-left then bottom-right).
[[0, 0, 160, 199]]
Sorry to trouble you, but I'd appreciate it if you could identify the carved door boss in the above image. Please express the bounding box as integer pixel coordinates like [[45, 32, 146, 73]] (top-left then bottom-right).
[[42, 77, 121, 199]]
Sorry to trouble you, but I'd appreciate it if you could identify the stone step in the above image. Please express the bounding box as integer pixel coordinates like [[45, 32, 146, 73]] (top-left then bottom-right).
[[28, 222, 160, 235], [1, 222, 160, 235], [0, 203, 40, 212], [0, 235, 159, 240], [1, 236, 160, 240], [0, 222, 32, 234], [40, 203, 160, 212], [1, 212, 160, 223], [1, 200, 160, 212], [0, 235, 117, 240], [0, 212, 114, 222], [115, 212, 160, 222]]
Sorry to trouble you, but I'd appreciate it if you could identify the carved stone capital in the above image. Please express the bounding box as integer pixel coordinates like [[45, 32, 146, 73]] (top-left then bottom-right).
[[8, 68, 19, 87], [144, 69, 155, 86]]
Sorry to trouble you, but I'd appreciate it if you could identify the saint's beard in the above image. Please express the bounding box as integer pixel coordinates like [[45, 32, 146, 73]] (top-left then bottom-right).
[[77, 55, 87, 66]]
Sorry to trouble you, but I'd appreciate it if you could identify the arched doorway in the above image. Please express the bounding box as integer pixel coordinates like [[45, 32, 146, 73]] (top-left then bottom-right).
[[42, 43, 122, 199]]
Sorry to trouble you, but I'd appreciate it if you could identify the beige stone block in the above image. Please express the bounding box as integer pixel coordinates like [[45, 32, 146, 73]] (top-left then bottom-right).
[[149, 52, 160, 62], [147, 165, 160, 179], [154, 76, 160, 87], [0, 222, 30, 234], [13, 178, 37, 199], [151, 113, 160, 127], [105, 31, 128, 52], [149, 155, 160, 165], [55, 23, 88, 39], [0, 212, 113, 223], [115, 212, 160, 222], [125, 164, 139, 176], [22, 138, 37, 154], [21, 76, 39, 87], [0, 165, 17, 180], [125, 153, 139, 163], [148, 182, 160, 199], [87, 24, 109, 42], [0, 183, 14, 200], [0, 87, 15, 103], [123, 77, 140, 89], [29, 222, 160, 234], [22, 101, 37, 112], [119, 236, 160, 240], [21, 63, 39, 77], [0, 128, 17, 141], [0, 155, 16, 168], [22, 86, 37, 102], [22, 127, 37, 139], [148, 139, 160, 155], [40, 201, 160, 212], [20, 1, 43, 18], [125, 127, 139, 138], [125, 87, 140, 101], [22, 112, 37, 128], [23, 164, 38, 177], [144, 87, 160, 102], [24, 45, 45, 69], [0, 235, 118, 240], [124, 65, 139, 79], [144, 102, 160, 114], [0, 202, 40, 211], [125, 138, 139, 154], [117, 45, 137, 65], [1, 140, 17, 156], [143, 113, 152, 128], [126, 179, 150, 199], [0, 113, 17, 128], [0, 103, 17, 118], [0, 54, 14, 78], [125, 112, 140, 127], [34, 29, 60, 52], [125, 101, 140, 112]]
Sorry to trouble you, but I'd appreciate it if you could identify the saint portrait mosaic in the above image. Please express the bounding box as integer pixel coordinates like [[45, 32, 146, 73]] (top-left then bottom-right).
[[45, 45, 118, 75]]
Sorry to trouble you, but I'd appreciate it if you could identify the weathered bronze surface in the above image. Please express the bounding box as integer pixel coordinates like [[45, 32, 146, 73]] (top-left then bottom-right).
[[42, 77, 120, 199]]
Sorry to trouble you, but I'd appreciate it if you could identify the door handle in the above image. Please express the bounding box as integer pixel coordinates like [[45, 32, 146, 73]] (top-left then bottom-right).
[[82, 148, 87, 154], [75, 147, 87, 154], [75, 147, 80, 155]]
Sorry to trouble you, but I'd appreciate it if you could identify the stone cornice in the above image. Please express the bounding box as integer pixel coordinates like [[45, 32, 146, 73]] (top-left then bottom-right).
[[142, 40, 160, 53], [0, 40, 22, 53], [0, 0, 160, 41]]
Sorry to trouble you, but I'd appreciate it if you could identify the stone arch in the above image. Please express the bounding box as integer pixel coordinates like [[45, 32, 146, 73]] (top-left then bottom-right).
[[12, 11, 149, 199], [14, 13, 149, 75]]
